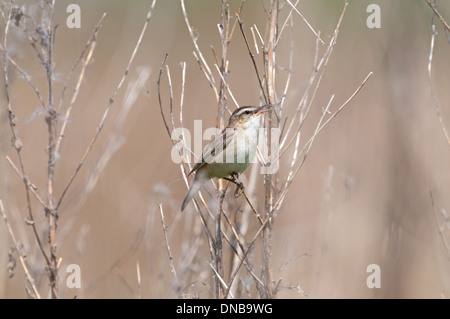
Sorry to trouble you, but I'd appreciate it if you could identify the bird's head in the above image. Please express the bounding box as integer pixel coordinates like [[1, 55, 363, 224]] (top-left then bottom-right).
[[228, 104, 272, 129]]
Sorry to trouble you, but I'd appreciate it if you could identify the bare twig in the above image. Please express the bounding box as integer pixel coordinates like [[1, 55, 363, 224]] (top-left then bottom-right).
[[55, 13, 107, 155], [56, 108, 109, 210], [253, 24, 265, 47], [224, 176, 263, 224], [237, 15, 268, 103], [109, 0, 157, 106], [430, 191, 450, 256], [166, 65, 176, 131], [250, 27, 260, 54], [261, 0, 279, 299], [214, 63, 240, 109], [158, 54, 173, 138], [42, 0, 59, 299], [285, 0, 324, 44], [159, 204, 182, 296], [276, 0, 298, 46], [136, 261, 142, 299], [59, 68, 151, 241], [2, 5, 51, 275], [207, 261, 234, 299], [425, 0, 450, 32], [181, 0, 219, 101], [0, 43, 47, 108], [57, 13, 107, 112], [224, 217, 271, 299], [6, 156, 46, 209], [427, 21, 450, 145], [179, 61, 188, 162], [0, 199, 41, 299], [280, 0, 348, 158], [278, 15, 294, 109], [274, 72, 373, 212]]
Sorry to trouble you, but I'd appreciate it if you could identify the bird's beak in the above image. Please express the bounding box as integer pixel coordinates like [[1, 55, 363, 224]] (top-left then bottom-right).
[[254, 104, 272, 115]]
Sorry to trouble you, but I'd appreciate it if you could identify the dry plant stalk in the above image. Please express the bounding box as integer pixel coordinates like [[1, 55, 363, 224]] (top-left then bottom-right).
[[157, 0, 371, 299], [0, 199, 40, 298], [426, 1, 450, 145], [1, 0, 157, 298], [425, 0, 450, 259], [426, 0, 450, 32], [430, 192, 450, 257], [260, 0, 279, 299]]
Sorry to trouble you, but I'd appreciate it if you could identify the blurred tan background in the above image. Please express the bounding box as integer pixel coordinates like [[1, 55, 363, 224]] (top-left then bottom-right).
[[1, 0, 450, 298]]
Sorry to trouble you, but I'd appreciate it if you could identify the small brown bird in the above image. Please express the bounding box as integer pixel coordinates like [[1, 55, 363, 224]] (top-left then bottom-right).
[[181, 104, 272, 211]]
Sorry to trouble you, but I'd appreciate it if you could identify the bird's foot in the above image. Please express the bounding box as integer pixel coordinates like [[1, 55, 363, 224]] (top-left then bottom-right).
[[223, 173, 245, 197], [231, 173, 244, 198]]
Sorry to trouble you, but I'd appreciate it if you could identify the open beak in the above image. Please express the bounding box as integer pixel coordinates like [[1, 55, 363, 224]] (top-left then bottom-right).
[[254, 104, 272, 115]]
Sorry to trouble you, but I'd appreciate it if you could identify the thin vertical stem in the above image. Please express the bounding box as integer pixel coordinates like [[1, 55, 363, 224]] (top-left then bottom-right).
[[262, 0, 279, 299]]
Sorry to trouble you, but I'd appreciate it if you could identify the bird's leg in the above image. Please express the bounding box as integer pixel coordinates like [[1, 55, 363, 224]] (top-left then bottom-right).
[[229, 173, 244, 198], [223, 173, 245, 197]]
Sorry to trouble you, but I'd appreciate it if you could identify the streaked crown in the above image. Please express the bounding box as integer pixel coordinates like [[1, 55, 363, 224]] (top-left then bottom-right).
[[228, 104, 272, 127]]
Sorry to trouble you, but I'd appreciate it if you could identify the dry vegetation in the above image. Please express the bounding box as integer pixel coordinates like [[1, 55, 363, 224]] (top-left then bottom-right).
[[0, 0, 450, 299]]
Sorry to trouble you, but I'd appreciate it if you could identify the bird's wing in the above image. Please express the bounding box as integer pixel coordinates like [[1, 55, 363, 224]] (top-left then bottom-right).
[[188, 127, 236, 176]]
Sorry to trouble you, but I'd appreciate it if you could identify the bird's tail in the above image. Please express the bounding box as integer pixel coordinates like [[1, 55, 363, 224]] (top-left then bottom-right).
[[181, 172, 206, 211]]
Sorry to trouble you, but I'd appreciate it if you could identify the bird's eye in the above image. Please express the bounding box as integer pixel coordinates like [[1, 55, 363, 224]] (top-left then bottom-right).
[[244, 110, 251, 115]]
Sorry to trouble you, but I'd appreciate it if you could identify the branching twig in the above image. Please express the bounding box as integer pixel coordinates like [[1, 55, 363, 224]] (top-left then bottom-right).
[[159, 204, 182, 296], [59, 67, 151, 242], [60, 2, 156, 217], [1, 5, 52, 276], [274, 71, 373, 212], [56, 108, 109, 210], [285, 0, 323, 44], [237, 15, 268, 103], [0, 46, 47, 108], [6, 156, 46, 209], [55, 13, 107, 155], [0, 199, 41, 299], [181, 0, 219, 101], [280, 1, 348, 158], [425, 0, 450, 32], [224, 217, 271, 299], [2, 1, 157, 298], [42, 0, 59, 299]]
